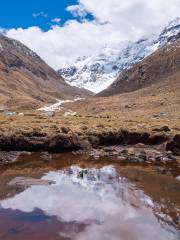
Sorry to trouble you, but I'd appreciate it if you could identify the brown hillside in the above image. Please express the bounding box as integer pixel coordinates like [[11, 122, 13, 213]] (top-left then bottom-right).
[[98, 40, 180, 97], [65, 72, 180, 127], [0, 36, 92, 110]]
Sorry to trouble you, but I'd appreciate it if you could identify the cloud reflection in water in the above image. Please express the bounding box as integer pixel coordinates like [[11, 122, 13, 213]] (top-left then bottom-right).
[[1, 166, 178, 240]]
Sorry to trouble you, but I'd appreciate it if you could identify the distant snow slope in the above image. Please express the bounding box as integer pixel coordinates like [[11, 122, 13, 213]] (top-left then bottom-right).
[[58, 17, 180, 93]]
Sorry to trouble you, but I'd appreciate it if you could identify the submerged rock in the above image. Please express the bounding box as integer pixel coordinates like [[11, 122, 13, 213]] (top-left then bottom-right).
[[86, 145, 177, 165], [166, 134, 180, 156], [8, 177, 55, 187], [0, 151, 20, 164], [176, 175, 180, 181], [40, 152, 52, 161]]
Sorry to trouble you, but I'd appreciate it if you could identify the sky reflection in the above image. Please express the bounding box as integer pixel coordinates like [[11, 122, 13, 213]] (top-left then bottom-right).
[[1, 166, 178, 240]]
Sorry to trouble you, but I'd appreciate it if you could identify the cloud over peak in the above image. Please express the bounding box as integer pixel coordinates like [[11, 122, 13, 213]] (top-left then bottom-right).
[[6, 0, 180, 69]]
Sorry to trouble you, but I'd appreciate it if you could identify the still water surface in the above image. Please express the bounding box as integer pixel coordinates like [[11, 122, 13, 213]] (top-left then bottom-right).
[[0, 153, 179, 240]]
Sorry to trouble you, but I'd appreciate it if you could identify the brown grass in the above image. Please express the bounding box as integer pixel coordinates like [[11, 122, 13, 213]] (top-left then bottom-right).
[[0, 73, 179, 137]]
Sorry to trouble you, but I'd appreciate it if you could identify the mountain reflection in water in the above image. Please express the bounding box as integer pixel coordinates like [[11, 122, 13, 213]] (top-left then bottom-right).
[[0, 165, 179, 240]]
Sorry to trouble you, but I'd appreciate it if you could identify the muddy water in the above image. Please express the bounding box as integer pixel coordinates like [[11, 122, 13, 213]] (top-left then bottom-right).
[[0, 153, 179, 240]]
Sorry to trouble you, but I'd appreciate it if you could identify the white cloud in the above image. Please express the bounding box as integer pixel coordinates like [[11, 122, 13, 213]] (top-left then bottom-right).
[[6, 0, 180, 69], [66, 4, 87, 18], [32, 11, 48, 18], [51, 18, 61, 23]]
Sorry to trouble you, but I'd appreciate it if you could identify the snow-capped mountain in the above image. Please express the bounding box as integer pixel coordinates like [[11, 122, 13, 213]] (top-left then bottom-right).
[[58, 18, 180, 93]]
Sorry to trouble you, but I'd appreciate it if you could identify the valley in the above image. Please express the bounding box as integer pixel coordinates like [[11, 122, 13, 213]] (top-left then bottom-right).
[[1, 37, 179, 156], [0, 14, 179, 240]]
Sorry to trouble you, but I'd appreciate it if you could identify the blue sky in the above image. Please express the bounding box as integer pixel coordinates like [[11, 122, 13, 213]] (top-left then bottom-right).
[[3, 0, 180, 69], [0, 0, 82, 30]]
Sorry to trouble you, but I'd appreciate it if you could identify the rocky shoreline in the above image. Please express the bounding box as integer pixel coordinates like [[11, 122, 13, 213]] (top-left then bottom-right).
[[0, 129, 179, 166], [0, 129, 179, 153], [74, 144, 178, 165]]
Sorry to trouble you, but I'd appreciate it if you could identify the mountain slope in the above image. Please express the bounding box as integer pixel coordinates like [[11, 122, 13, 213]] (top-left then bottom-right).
[[0, 36, 92, 110], [58, 17, 180, 93], [98, 39, 180, 97]]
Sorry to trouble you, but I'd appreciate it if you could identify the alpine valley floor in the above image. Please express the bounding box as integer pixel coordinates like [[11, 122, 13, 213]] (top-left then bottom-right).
[[0, 73, 179, 162]]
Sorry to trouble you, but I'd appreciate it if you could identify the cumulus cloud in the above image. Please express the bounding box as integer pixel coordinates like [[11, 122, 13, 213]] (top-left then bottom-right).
[[6, 0, 180, 69], [66, 4, 87, 18]]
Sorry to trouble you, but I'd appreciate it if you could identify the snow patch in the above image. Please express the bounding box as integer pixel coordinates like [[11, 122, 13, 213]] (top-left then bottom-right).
[[166, 17, 180, 30], [64, 110, 77, 117], [38, 98, 84, 112]]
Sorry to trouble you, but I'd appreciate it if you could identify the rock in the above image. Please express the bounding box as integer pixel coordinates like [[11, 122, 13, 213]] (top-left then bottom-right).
[[121, 148, 135, 156], [166, 134, 180, 156], [153, 126, 171, 132], [156, 167, 166, 173], [110, 151, 119, 156], [0, 151, 20, 164], [96, 124, 105, 128], [161, 157, 172, 162], [167, 151, 173, 156], [120, 130, 150, 145], [40, 152, 52, 161], [137, 124, 146, 128], [117, 156, 126, 161], [81, 126, 88, 131], [46, 111, 55, 117], [152, 112, 167, 118], [135, 143, 146, 148], [4, 111, 16, 116], [148, 133, 169, 145], [78, 139, 92, 150], [61, 127, 70, 134], [155, 155, 164, 162], [88, 136, 100, 147], [128, 156, 144, 163], [8, 177, 55, 187], [176, 175, 180, 181], [77, 171, 84, 179], [137, 153, 147, 161], [166, 151, 176, 160], [64, 110, 77, 117], [125, 105, 132, 109], [172, 148, 180, 156], [148, 157, 156, 162]]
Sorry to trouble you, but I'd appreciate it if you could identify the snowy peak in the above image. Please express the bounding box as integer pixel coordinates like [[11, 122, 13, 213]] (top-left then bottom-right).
[[159, 17, 180, 44], [167, 17, 180, 29], [99, 40, 180, 97], [58, 18, 180, 93], [58, 45, 127, 93], [58, 38, 157, 93]]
